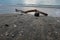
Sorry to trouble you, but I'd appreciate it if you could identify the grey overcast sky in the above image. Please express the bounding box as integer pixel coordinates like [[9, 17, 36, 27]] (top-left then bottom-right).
[[0, 0, 60, 5]]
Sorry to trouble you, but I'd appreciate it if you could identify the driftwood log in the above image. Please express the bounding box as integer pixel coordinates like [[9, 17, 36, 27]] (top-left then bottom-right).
[[15, 9, 48, 17]]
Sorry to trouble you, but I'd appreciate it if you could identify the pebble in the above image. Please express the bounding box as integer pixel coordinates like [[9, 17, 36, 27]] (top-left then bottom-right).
[[19, 34, 22, 36], [14, 24, 17, 27], [55, 32, 58, 33], [12, 34, 15, 38], [1, 34, 3, 36], [20, 30, 24, 33], [20, 33, 24, 36], [12, 34, 14, 36], [5, 32, 9, 36], [5, 24, 9, 27], [57, 20, 60, 22]]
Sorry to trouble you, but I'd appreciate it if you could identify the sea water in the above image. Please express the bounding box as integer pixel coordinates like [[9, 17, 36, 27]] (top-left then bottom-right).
[[0, 0, 60, 17]]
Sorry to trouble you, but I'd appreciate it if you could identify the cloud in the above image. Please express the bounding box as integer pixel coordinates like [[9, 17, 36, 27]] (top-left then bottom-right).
[[24, 0, 37, 4], [37, 0, 56, 5]]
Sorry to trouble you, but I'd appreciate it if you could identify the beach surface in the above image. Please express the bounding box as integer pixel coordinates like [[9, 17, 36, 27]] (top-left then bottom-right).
[[0, 13, 60, 40]]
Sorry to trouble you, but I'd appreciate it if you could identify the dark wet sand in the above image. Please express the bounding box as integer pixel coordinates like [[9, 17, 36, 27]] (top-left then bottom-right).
[[0, 14, 60, 40]]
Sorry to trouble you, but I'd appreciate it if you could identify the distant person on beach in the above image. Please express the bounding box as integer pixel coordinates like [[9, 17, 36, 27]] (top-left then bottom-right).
[[15, 9, 48, 17]]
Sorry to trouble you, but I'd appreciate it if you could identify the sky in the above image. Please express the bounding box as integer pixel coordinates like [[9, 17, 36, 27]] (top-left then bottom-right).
[[0, 0, 60, 5]]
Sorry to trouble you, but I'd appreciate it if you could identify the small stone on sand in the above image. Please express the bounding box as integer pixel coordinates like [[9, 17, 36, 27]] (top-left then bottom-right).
[[19, 34, 22, 36], [57, 20, 60, 22], [5, 24, 9, 27], [20, 31, 24, 33], [55, 32, 58, 33], [12, 34, 15, 38], [5, 32, 9, 36], [1, 34, 3, 36], [14, 24, 17, 27]]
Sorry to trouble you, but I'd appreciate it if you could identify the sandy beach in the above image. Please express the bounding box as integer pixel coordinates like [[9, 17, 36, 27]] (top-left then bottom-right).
[[0, 13, 60, 40]]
